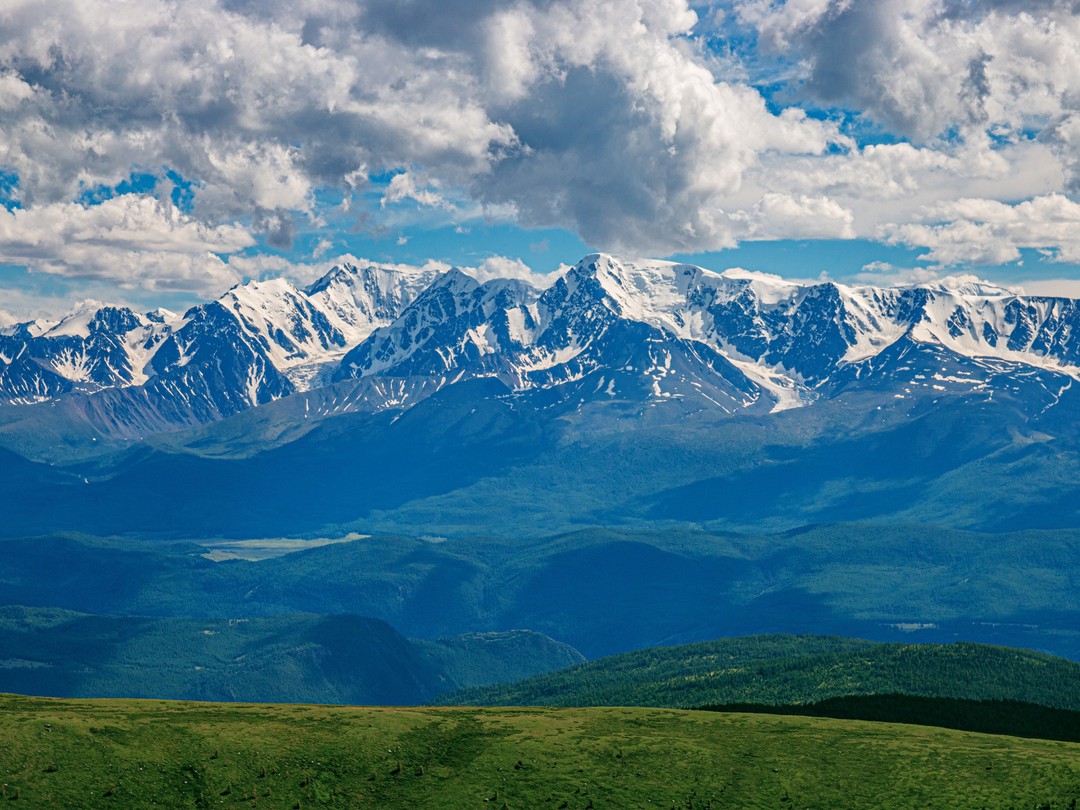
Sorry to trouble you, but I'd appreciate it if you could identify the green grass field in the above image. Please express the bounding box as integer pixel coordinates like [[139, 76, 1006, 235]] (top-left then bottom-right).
[[1, 694, 1078, 808]]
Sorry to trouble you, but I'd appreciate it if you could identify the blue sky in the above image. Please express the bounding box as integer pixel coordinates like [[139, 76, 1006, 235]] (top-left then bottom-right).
[[3, 0, 1080, 321]]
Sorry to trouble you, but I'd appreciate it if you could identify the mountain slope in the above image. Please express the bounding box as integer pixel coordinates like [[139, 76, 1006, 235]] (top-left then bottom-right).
[[0, 261, 441, 437], [3, 254, 1080, 545], [443, 635, 1080, 711], [0, 606, 583, 704]]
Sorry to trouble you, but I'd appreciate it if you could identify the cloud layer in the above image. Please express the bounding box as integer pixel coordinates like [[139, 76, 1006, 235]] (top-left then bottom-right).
[[0, 0, 1078, 300], [0, 195, 253, 294]]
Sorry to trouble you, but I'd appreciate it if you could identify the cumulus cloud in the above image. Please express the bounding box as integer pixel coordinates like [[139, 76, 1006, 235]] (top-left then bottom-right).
[[461, 256, 535, 285], [733, 192, 855, 239], [728, 0, 1080, 266], [882, 194, 1080, 266], [0, 0, 1078, 290], [466, 1, 844, 252], [459, 255, 568, 288], [736, 0, 1080, 138], [381, 173, 449, 210], [735, 0, 1080, 203], [0, 0, 515, 215], [0, 0, 844, 260], [0, 195, 254, 294]]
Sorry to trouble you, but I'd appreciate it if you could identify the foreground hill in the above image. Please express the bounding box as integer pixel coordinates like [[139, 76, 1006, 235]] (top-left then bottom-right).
[[0, 607, 583, 704], [0, 696, 1077, 809], [444, 635, 1080, 711]]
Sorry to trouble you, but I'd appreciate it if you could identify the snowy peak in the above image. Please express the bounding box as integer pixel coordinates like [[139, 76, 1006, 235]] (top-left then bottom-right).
[[920, 276, 1016, 298], [334, 269, 539, 383], [0, 302, 177, 402], [331, 253, 768, 414], [570, 254, 716, 329], [216, 277, 347, 372], [305, 260, 443, 345], [532, 254, 700, 348]]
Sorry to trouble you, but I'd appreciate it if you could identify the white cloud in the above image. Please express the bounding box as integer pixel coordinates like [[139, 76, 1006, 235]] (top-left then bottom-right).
[[0, 0, 844, 259], [1014, 278, 1080, 298], [461, 256, 536, 285], [201, 141, 313, 215], [0, 284, 153, 325], [736, 0, 1080, 139], [0, 194, 254, 294], [724, 1, 1080, 266], [853, 260, 1015, 292], [882, 194, 1080, 266], [381, 173, 448, 209], [469, 0, 844, 252], [0, 71, 32, 110], [855, 260, 960, 287], [734, 192, 856, 240], [0, 0, 516, 218], [0, 0, 1077, 282], [457, 255, 565, 289]]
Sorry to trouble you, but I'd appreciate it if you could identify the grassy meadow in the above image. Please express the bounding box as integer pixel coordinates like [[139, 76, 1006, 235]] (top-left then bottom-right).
[[0, 694, 1078, 808]]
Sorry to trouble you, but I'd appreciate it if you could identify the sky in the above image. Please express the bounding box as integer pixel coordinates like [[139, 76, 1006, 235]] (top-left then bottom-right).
[[4, 0, 1080, 323]]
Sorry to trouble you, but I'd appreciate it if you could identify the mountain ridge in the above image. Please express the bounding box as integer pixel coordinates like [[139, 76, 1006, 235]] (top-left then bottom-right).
[[5, 253, 1080, 446]]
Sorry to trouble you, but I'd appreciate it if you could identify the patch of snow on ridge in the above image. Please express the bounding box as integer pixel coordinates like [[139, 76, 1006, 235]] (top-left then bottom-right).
[[517, 343, 585, 373], [836, 285, 907, 363], [121, 318, 174, 386], [505, 305, 537, 344], [42, 307, 100, 339], [50, 346, 93, 382], [909, 289, 1080, 378], [719, 350, 811, 412]]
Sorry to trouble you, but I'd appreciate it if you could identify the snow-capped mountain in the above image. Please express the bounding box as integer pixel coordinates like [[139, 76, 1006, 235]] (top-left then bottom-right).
[[0, 261, 441, 428], [0, 306, 173, 404], [306, 261, 444, 345], [334, 257, 764, 413], [336, 253, 1080, 415], [4, 252, 1080, 437], [335, 269, 543, 384]]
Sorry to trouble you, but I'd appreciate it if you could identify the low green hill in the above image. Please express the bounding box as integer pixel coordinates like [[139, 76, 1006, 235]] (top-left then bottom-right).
[[0, 607, 583, 704], [443, 634, 1080, 711], [1, 695, 1077, 809], [701, 695, 1080, 743]]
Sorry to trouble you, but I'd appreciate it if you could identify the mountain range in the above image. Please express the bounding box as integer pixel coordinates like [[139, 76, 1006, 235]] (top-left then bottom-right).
[[2, 253, 1080, 541], [4, 252, 1079, 442], [4, 256, 1080, 689]]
